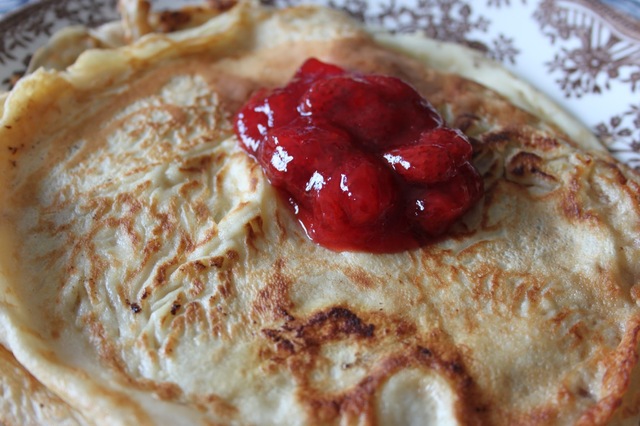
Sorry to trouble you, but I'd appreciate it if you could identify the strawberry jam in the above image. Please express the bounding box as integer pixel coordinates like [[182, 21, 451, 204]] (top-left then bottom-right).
[[234, 58, 483, 252]]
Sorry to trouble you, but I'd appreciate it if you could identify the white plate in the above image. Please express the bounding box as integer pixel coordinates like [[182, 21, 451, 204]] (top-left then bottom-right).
[[1, 0, 639, 170]]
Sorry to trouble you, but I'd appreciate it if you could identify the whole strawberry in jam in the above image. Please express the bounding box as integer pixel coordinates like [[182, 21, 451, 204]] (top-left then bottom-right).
[[234, 58, 483, 252]]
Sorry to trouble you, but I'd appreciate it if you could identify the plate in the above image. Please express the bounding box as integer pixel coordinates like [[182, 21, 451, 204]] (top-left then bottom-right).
[[1, 0, 639, 170]]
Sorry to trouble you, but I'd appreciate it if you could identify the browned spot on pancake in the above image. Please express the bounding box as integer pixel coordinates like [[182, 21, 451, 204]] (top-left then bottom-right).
[[178, 180, 203, 200], [206, 295, 223, 337], [209, 255, 225, 268], [245, 215, 265, 251], [85, 255, 108, 306], [390, 319, 418, 338], [85, 315, 129, 374], [141, 287, 150, 300], [118, 191, 143, 214], [162, 316, 184, 357], [307, 398, 342, 423], [206, 0, 236, 11], [142, 239, 162, 263], [482, 129, 516, 148], [303, 307, 375, 342], [7, 144, 23, 155], [216, 268, 234, 299], [259, 307, 375, 360], [154, 382, 183, 401], [262, 328, 296, 360], [181, 233, 196, 253], [568, 321, 588, 346], [176, 259, 207, 276], [225, 249, 239, 263], [105, 215, 139, 246], [185, 301, 206, 327], [630, 285, 640, 304], [452, 112, 481, 133], [578, 387, 593, 399], [156, 10, 192, 33], [562, 177, 598, 222], [505, 406, 559, 426], [152, 208, 175, 236], [130, 302, 142, 314], [249, 174, 259, 193], [193, 392, 239, 421], [253, 258, 293, 320], [190, 279, 205, 298], [527, 133, 561, 151], [179, 154, 215, 174], [274, 207, 294, 244], [550, 309, 571, 327], [202, 251, 240, 303], [154, 258, 178, 288], [342, 266, 375, 289], [601, 160, 630, 186], [507, 152, 555, 180], [95, 192, 147, 249], [193, 201, 210, 222]]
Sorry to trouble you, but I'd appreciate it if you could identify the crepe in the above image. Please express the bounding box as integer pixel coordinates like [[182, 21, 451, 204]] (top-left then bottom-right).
[[1, 1, 639, 425], [0, 345, 87, 425]]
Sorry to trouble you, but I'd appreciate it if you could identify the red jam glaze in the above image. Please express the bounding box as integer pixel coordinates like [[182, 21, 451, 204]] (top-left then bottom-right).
[[234, 58, 483, 252]]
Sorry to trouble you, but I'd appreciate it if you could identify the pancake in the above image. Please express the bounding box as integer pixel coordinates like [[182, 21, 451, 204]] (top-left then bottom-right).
[[1, 1, 639, 425], [0, 344, 86, 426]]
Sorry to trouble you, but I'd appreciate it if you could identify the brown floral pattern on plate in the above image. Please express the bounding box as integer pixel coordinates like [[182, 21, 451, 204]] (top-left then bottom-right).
[[0, 0, 119, 87], [534, 0, 640, 98], [532, 0, 640, 170]]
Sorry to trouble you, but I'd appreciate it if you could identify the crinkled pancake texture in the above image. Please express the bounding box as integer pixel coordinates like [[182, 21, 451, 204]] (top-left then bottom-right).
[[1, 3, 640, 425], [0, 345, 86, 426]]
